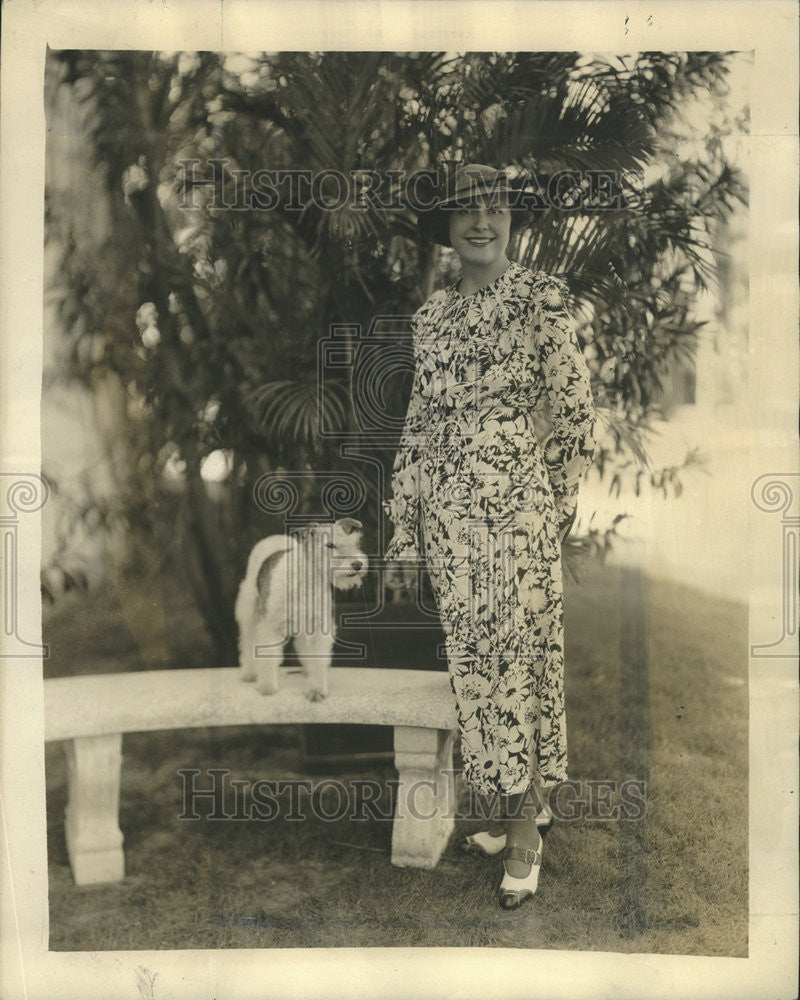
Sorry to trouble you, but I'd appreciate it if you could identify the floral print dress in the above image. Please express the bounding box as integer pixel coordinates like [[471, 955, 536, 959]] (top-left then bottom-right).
[[383, 261, 596, 796]]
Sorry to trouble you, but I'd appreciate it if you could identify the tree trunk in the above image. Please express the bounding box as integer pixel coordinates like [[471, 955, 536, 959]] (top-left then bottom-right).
[[181, 469, 239, 665]]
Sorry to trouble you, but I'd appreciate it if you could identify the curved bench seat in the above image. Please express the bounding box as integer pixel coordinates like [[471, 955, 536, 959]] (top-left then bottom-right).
[[44, 666, 457, 740]]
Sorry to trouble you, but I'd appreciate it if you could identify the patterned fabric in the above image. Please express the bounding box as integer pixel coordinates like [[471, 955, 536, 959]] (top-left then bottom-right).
[[383, 261, 596, 795]]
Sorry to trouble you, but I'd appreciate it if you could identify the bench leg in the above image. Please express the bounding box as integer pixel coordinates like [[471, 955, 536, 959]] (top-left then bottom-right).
[[391, 727, 455, 869], [63, 734, 125, 885]]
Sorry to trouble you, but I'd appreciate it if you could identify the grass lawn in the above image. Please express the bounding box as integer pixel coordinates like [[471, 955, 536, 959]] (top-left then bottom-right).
[[44, 560, 748, 955]]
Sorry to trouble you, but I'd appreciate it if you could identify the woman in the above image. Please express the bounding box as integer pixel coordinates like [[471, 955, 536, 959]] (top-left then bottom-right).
[[383, 164, 597, 909]]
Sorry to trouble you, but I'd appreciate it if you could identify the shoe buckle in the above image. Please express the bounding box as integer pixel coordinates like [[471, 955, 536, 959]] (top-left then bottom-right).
[[506, 845, 541, 866]]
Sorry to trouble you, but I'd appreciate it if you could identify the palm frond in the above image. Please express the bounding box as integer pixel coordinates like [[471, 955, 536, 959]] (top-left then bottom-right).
[[244, 378, 350, 446]]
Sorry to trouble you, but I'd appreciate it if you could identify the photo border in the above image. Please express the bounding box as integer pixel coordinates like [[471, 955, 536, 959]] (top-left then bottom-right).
[[1, 2, 797, 998]]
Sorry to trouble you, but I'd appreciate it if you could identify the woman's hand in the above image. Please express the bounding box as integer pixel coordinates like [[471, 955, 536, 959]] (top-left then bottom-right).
[[384, 552, 419, 591], [557, 506, 577, 544], [554, 494, 578, 544]]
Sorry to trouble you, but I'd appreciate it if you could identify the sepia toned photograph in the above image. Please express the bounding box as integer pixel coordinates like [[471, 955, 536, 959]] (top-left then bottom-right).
[[1, 3, 797, 999]]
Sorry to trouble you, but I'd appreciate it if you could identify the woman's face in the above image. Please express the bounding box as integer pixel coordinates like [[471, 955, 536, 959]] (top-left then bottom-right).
[[448, 195, 512, 268]]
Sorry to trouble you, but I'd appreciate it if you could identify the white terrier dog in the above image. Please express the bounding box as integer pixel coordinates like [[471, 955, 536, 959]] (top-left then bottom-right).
[[235, 518, 368, 701]]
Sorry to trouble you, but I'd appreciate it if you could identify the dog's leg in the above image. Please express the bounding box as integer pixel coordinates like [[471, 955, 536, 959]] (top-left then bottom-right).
[[294, 628, 334, 702], [293, 535, 334, 702], [251, 619, 286, 696], [239, 619, 258, 683], [248, 547, 291, 696], [236, 590, 258, 682], [238, 597, 283, 690]]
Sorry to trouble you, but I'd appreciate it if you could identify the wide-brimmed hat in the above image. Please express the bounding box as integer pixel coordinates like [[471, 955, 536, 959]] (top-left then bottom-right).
[[416, 163, 522, 247], [435, 163, 515, 208]]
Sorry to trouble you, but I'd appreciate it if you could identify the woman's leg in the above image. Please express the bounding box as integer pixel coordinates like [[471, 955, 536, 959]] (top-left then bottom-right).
[[482, 792, 505, 837], [503, 782, 544, 877]]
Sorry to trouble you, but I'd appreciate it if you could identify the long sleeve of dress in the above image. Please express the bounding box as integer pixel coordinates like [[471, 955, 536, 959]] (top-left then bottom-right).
[[530, 278, 596, 521], [382, 320, 428, 562]]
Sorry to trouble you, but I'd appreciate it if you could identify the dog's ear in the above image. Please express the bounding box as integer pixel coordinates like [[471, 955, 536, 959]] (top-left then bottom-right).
[[337, 517, 362, 535]]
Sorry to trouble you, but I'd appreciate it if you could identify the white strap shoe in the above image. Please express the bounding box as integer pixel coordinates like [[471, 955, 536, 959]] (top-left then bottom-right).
[[460, 803, 552, 857], [499, 844, 542, 910], [460, 829, 507, 856]]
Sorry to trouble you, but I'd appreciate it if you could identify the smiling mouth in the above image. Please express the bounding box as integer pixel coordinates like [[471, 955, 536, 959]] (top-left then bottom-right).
[[466, 237, 494, 246]]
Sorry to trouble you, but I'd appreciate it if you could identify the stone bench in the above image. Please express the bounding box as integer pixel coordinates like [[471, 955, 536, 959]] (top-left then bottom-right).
[[43, 666, 458, 885]]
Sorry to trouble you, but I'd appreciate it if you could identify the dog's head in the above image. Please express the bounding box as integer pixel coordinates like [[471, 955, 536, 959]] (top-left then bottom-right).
[[296, 518, 368, 591]]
